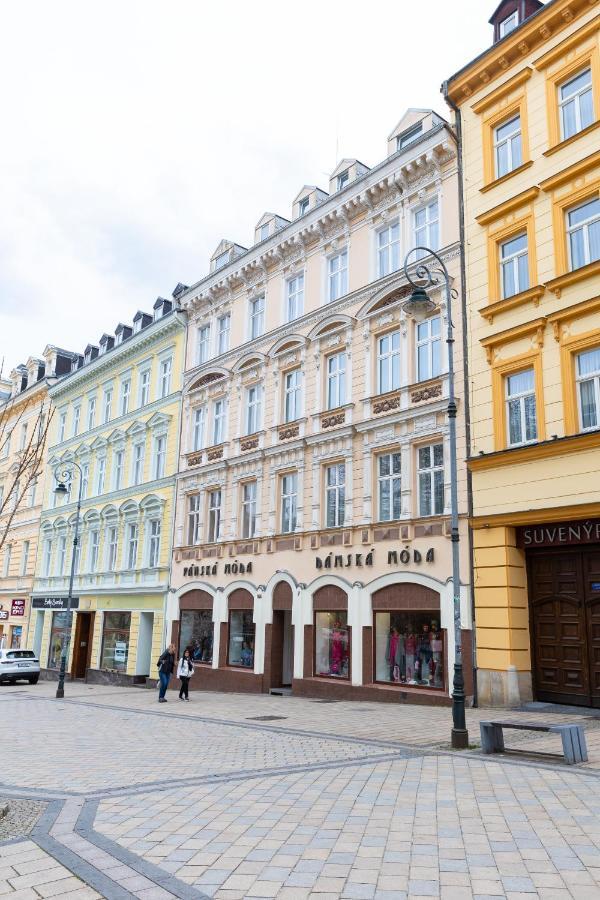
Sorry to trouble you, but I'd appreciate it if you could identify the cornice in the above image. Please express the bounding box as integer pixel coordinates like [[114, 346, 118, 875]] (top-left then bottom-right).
[[545, 260, 600, 296], [471, 68, 533, 115], [39, 473, 176, 521], [532, 12, 600, 69], [475, 187, 540, 225], [479, 285, 545, 323], [471, 502, 600, 529], [547, 294, 600, 333], [539, 149, 600, 191], [469, 429, 600, 472]]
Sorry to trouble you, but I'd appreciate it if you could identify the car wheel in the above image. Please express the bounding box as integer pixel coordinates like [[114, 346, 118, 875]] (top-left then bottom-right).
[[28, 676, 39, 685]]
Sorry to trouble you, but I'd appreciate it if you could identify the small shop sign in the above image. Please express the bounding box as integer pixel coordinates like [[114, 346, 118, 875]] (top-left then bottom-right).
[[10, 600, 25, 617]]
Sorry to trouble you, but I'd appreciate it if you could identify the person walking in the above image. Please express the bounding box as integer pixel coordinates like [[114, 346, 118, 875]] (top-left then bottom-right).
[[157, 643, 175, 703], [177, 647, 194, 701]]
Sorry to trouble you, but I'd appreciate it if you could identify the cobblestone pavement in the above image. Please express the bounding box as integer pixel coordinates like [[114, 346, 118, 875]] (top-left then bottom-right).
[[0, 798, 46, 840], [3, 682, 600, 898]]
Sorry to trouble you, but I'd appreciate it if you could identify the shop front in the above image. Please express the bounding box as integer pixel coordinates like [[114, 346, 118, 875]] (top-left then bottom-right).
[[0, 598, 28, 650]]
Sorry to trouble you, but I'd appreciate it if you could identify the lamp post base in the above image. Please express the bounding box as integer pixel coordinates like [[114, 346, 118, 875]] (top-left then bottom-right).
[[451, 728, 469, 750], [55, 654, 67, 699]]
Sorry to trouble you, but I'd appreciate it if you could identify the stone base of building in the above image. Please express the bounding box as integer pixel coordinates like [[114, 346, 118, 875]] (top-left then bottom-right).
[[84, 668, 147, 687], [39, 668, 60, 681], [292, 677, 453, 705], [476, 666, 533, 708]]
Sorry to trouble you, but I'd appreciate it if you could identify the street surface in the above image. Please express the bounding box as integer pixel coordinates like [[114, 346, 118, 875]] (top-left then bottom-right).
[[2, 682, 600, 899]]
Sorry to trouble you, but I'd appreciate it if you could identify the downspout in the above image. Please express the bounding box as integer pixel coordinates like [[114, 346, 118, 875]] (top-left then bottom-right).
[[442, 81, 478, 708]]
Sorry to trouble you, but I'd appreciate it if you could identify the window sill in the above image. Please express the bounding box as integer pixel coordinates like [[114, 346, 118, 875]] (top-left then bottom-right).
[[479, 285, 545, 323], [543, 120, 600, 157], [480, 160, 534, 194], [468, 429, 600, 471], [545, 259, 600, 297]]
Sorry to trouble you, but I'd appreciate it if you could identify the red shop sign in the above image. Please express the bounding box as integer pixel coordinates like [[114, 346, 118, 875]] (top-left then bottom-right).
[[10, 600, 25, 617]]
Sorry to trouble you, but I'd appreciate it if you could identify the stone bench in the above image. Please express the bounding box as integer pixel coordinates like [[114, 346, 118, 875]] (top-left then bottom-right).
[[480, 720, 588, 765]]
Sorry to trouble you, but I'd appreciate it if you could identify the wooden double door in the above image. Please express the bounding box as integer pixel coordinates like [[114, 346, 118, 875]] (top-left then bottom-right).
[[529, 548, 600, 706]]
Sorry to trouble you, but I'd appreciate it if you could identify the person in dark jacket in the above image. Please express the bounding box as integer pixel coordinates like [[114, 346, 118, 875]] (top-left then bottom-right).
[[157, 644, 175, 702]]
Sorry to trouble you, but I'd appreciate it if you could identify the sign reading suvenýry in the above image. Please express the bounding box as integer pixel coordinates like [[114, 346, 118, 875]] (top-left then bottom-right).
[[517, 520, 600, 549]]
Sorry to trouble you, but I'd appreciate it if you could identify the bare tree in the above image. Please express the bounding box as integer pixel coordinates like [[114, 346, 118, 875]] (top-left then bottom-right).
[[0, 398, 54, 553]]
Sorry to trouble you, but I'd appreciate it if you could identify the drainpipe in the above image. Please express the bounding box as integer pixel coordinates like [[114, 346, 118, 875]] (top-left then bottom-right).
[[442, 82, 479, 708]]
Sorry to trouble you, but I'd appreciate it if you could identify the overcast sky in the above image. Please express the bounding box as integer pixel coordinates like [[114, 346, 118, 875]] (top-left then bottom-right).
[[0, 0, 491, 374]]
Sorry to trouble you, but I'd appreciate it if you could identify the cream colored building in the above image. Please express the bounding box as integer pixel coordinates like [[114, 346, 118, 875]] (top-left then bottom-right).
[[0, 347, 76, 651], [446, 0, 600, 706], [169, 110, 474, 703]]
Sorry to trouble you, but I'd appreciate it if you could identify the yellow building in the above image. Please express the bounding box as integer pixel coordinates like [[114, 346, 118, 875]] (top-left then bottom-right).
[[30, 298, 186, 684], [446, 0, 600, 706]]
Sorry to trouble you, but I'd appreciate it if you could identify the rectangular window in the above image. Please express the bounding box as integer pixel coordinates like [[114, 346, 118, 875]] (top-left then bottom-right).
[[228, 610, 255, 667], [148, 519, 161, 567], [286, 274, 304, 321], [494, 115, 522, 178], [378, 452, 402, 522], [499, 10, 518, 36], [21, 540, 30, 575], [153, 435, 166, 479], [215, 250, 230, 270], [88, 529, 99, 572], [81, 463, 89, 499], [87, 397, 96, 431], [126, 523, 138, 569], [414, 200, 439, 258], [2, 544, 11, 577], [418, 443, 444, 517], [500, 232, 529, 298], [58, 412, 67, 443], [217, 314, 230, 354], [29, 479, 37, 507], [328, 251, 348, 302], [284, 370, 302, 423], [246, 385, 262, 435], [106, 526, 118, 571], [119, 379, 131, 416], [241, 481, 257, 539], [100, 612, 131, 673], [139, 369, 151, 407], [47, 611, 72, 670], [559, 68, 593, 141], [113, 449, 124, 490], [197, 324, 210, 364], [315, 611, 349, 678], [281, 472, 297, 534], [213, 399, 226, 445], [325, 463, 345, 528], [375, 612, 444, 687], [192, 407, 205, 451], [249, 296, 265, 340], [567, 198, 600, 270], [188, 494, 201, 545], [96, 457, 106, 495], [506, 369, 538, 446], [577, 347, 600, 431], [260, 222, 270, 241], [299, 197, 309, 216], [416, 316, 442, 382], [397, 122, 423, 150], [103, 390, 112, 424], [19, 422, 27, 449], [72, 407, 81, 437], [337, 170, 349, 190], [57, 535, 67, 575], [207, 489, 222, 542], [377, 222, 400, 277], [132, 443, 145, 485], [43, 538, 53, 576], [159, 358, 172, 398], [377, 331, 401, 394], [180, 610, 214, 664], [327, 351, 346, 410]]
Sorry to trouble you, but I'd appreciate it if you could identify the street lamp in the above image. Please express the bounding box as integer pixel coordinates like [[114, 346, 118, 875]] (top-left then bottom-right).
[[402, 247, 469, 751], [53, 462, 83, 700]]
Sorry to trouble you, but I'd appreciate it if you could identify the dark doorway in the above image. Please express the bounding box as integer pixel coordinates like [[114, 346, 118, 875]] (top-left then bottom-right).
[[270, 610, 293, 688], [72, 613, 93, 680]]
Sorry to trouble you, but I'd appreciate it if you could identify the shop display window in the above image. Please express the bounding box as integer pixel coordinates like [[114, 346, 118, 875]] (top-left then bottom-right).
[[48, 611, 72, 670], [374, 612, 444, 689], [228, 610, 255, 668], [314, 611, 350, 679], [180, 610, 214, 664], [11, 626, 22, 649], [100, 611, 131, 673]]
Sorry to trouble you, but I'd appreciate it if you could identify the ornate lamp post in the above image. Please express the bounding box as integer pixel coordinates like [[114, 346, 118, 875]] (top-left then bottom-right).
[[402, 247, 468, 750], [53, 462, 83, 700]]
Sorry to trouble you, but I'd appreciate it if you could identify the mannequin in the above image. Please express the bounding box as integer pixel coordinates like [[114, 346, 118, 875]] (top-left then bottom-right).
[[405, 625, 416, 684], [330, 620, 346, 676], [418, 624, 432, 684], [430, 620, 443, 687], [385, 625, 403, 682]]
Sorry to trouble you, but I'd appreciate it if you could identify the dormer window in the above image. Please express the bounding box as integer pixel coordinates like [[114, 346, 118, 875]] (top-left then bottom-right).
[[260, 223, 269, 241], [397, 122, 423, 151], [99, 343, 106, 356], [115, 331, 123, 345], [337, 171, 349, 191], [215, 250, 230, 270], [133, 319, 142, 334], [499, 10, 518, 37], [299, 197, 310, 216]]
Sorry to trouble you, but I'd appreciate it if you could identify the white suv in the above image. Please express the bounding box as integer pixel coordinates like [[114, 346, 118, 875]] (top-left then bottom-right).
[[0, 649, 40, 685]]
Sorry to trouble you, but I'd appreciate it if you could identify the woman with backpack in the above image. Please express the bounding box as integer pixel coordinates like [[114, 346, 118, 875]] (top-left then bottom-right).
[[177, 647, 194, 701]]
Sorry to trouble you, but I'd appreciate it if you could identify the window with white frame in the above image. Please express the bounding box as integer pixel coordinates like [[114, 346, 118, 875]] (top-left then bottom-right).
[[337, 170, 349, 190], [96, 457, 106, 495], [1, 431, 10, 459], [260, 222, 269, 241], [73, 536, 81, 574], [284, 370, 302, 423], [299, 197, 309, 216], [241, 480, 257, 539], [119, 379, 131, 416], [397, 122, 423, 150], [328, 250, 348, 302], [103, 389, 112, 424], [153, 435, 166, 479], [20, 539, 30, 575], [113, 449, 124, 490], [207, 489, 222, 542], [577, 346, 600, 431], [139, 368, 151, 407], [126, 522, 138, 568], [559, 68, 593, 141], [87, 397, 96, 431], [377, 221, 400, 277], [214, 250, 230, 270], [147, 519, 161, 567], [246, 385, 262, 435], [57, 534, 67, 575], [192, 407, 206, 451], [28, 479, 37, 507], [80, 463, 89, 499], [416, 316, 442, 381], [506, 369, 538, 446], [43, 538, 53, 576], [217, 314, 230, 354], [286, 274, 304, 321], [88, 529, 99, 572], [131, 442, 145, 486], [213, 398, 226, 445], [106, 526, 118, 571], [418, 443, 444, 517], [327, 351, 346, 410], [377, 331, 401, 393], [249, 296, 265, 340], [188, 494, 201, 545], [567, 197, 600, 270], [499, 10, 518, 37], [72, 406, 81, 437], [2, 544, 11, 578], [378, 452, 402, 522], [159, 358, 172, 398], [325, 463, 345, 528], [58, 412, 67, 442], [281, 472, 297, 534], [500, 232, 529, 298], [197, 324, 210, 364], [494, 115, 522, 178], [414, 200, 439, 258], [19, 422, 27, 450]]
